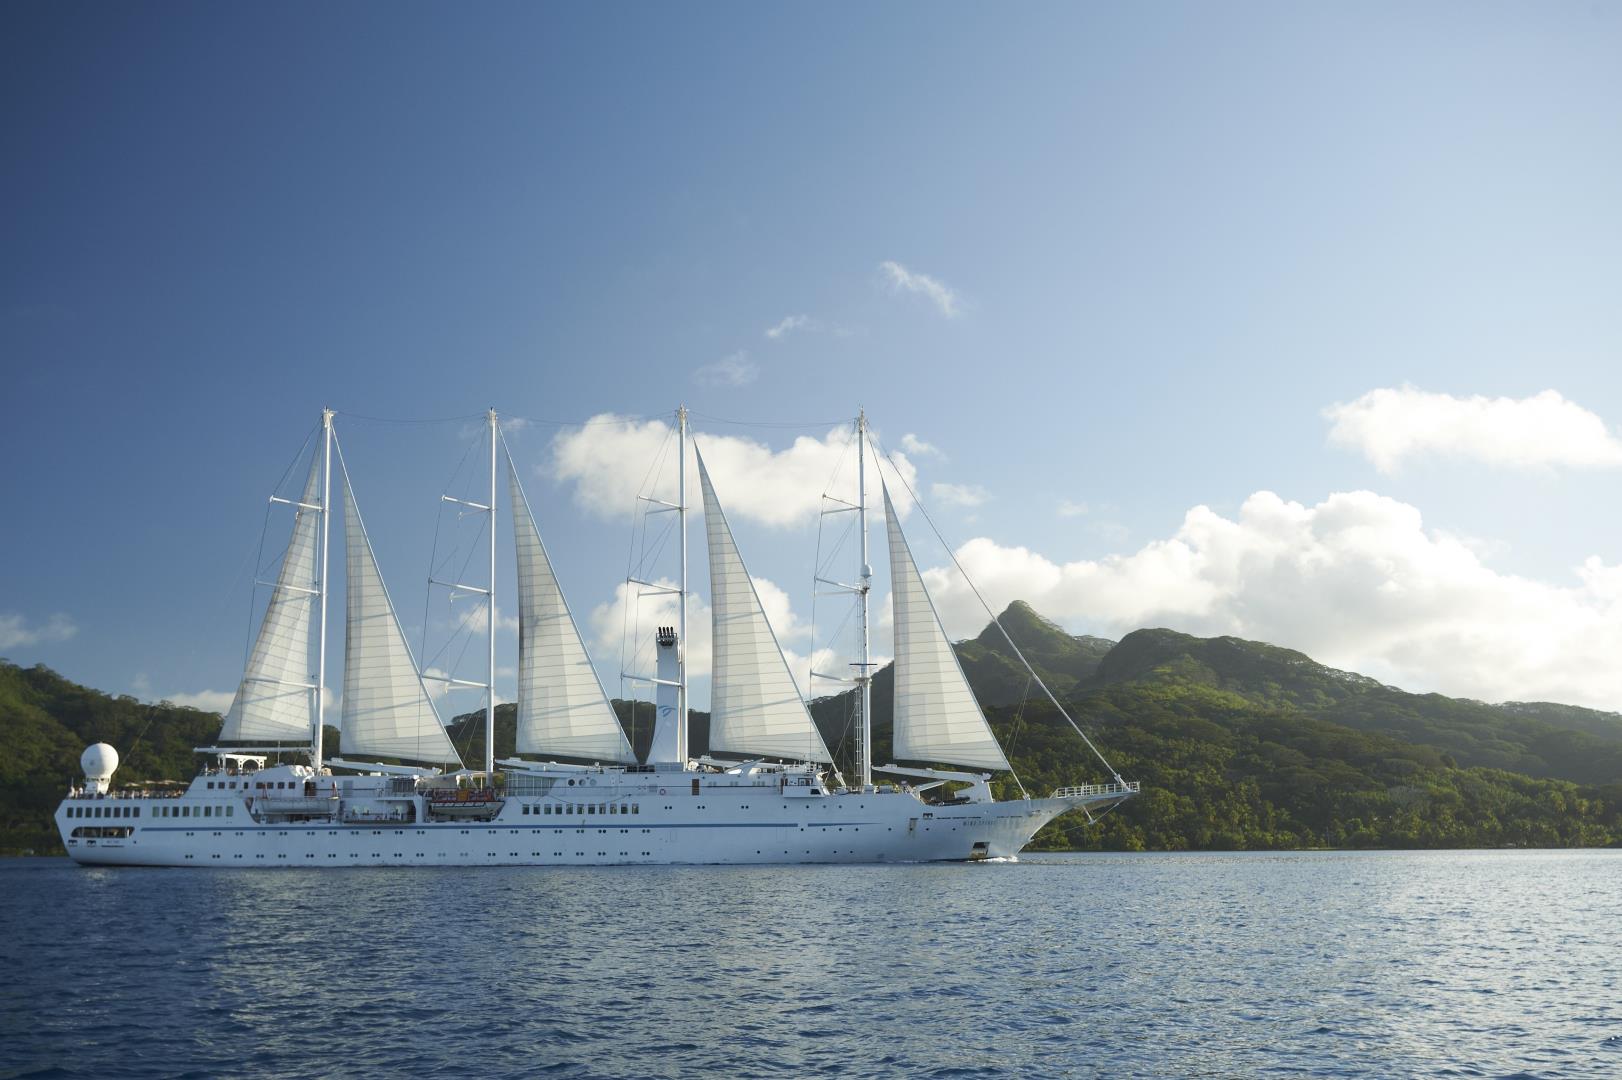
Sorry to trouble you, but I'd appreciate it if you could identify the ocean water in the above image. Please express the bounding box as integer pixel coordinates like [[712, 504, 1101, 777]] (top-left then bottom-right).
[[1, 850, 1618, 1079]]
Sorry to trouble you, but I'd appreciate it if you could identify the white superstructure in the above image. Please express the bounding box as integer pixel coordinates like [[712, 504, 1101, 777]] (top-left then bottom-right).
[[56, 408, 1136, 867]]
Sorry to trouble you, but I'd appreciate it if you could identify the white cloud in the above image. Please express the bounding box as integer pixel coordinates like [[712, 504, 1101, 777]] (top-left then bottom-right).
[[1324, 386, 1622, 473], [930, 482, 989, 509], [589, 573, 834, 697], [550, 415, 917, 528], [1057, 499, 1090, 518], [692, 351, 758, 387], [591, 576, 713, 683], [165, 689, 236, 713], [879, 261, 961, 318], [765, 315, 816, 340], [901, 433, 944, 459], [0, 612, 77, 650], [915, 489, 1622, 710], [462, 603, 520, 636]]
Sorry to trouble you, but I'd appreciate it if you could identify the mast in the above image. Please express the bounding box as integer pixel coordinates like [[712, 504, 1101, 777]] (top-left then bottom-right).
[[857, 410, 872, 791], [314, 408, 333, 771], [677, 404, 689, 764], [486, 407, 497, 776]]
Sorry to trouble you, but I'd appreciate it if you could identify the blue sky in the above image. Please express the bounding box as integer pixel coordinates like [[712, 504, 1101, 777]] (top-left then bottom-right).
[[5, 3, 1622, 718]]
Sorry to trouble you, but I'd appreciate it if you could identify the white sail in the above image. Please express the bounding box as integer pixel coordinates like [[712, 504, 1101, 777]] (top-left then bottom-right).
[[509, 459, 635, 763], [699, 450, 832, 763], [883, 485, 1010, 772], [340, 469, 462, 766], [219, 454, 322, 744]]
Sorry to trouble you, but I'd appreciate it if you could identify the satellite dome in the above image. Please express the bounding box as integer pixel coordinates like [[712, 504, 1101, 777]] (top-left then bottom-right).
[[81, 743, 119, 782]]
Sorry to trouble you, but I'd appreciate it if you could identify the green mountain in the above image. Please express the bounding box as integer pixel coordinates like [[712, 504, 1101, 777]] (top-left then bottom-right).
[[805, 607, 1621, 850], [954, 600, 1114, 706], [6, 601, 1622, 854], [1089, 627, 1622, 785]]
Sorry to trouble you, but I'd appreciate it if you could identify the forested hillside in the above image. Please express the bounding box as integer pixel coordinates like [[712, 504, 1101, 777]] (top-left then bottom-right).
[[6, 599, 1621, 854]]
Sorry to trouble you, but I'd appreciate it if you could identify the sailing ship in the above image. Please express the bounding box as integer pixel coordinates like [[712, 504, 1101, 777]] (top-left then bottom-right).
[[55, 409, 1137, 866]]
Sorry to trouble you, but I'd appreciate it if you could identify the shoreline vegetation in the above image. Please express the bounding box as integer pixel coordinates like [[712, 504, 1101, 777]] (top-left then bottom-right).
[[5, 602, 1619, 856]]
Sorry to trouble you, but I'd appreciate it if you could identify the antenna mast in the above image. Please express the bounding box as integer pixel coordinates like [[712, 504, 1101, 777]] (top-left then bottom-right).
[[313, 408, 333, 771], [486, 408, 497, 776], [856, 410, 873, 792], [677, 404, 689, 764]]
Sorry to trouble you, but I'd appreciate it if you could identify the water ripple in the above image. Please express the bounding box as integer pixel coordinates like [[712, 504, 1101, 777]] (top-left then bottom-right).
[[2, 850, 1619, 1078]]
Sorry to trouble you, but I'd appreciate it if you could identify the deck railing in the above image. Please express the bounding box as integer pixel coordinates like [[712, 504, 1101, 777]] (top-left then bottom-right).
[[1051, 781, 1140, 800]]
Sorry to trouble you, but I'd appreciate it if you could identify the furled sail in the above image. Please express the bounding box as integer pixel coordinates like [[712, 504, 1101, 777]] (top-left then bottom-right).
[[340, 468, 462, 766], [219, 453, 323, 744], [699, 449, 832, 763], [883, 484, 1010, 771], [508, 458, 635, 763]]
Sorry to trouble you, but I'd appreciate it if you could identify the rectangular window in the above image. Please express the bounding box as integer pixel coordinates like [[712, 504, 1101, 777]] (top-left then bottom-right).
[[588, 805, 595, 815], [633, 804, 639, 814], [226, 806, 233, 818], [133, 808, 140, 818]]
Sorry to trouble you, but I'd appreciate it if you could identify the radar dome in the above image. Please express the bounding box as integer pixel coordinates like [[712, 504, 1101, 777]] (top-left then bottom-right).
[[81, 743, 119, 782]]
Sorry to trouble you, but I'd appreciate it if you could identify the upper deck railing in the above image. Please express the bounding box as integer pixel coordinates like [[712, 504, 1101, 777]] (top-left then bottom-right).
[[1051, 781, 1140, 800]]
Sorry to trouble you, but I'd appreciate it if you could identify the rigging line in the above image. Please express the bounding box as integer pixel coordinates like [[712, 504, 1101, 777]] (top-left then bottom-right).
[[237, 422, 323, 674], [807, 417, 861, 718], [620, 423, 673, 705], [1004, 675, 1034, 800], [503, 412, 663, 429], [336, 410, 487, 426], [871, 435, 1128, 787], [331, 433, 453, 735], [687, 410, 854, 429]]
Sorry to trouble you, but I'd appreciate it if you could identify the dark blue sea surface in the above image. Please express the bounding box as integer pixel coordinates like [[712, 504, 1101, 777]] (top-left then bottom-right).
[[1, 850, 1618, 1079]]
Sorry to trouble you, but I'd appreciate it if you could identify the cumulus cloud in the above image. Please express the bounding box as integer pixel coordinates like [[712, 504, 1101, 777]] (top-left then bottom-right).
[[1057, 499, 1089, 518], [550, 415, 917, 528], [879, 261, 961, 318], [588, 571, 835, 699], [765, 315, 816, 340], [901, 433, 944, 459], [916, 489, 1622, 710], [1324, 386, 1622, 472], [0, 612, 77, 650], [930, 482, 989, 509], [692, 351, 758, 387], [461, 602, 520, 636]]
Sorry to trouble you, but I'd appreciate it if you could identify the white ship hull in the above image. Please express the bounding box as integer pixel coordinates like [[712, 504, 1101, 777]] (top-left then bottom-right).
[[56, 763, 1133, 868]]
